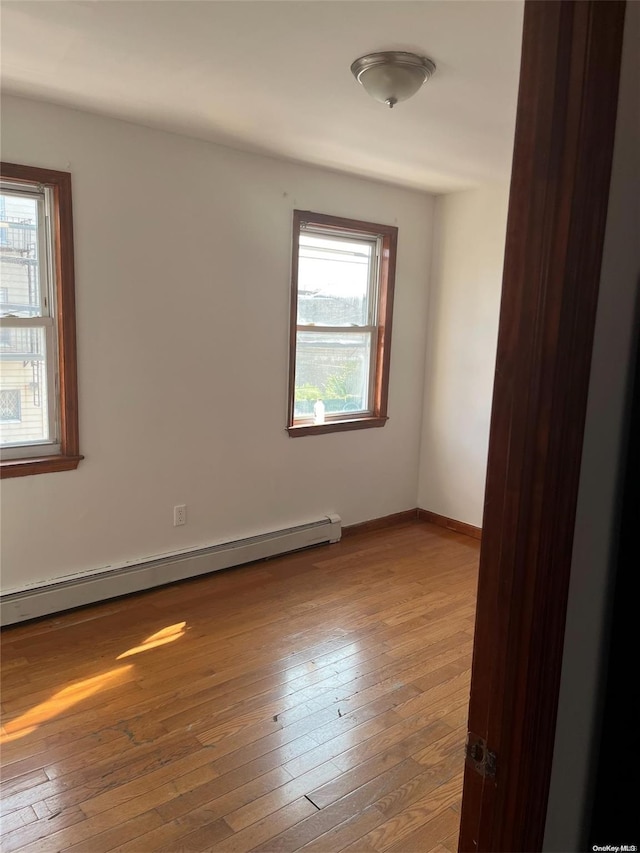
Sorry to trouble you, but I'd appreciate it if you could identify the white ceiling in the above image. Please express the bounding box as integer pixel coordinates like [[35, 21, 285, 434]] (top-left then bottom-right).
[[0, 1, 524, 193]]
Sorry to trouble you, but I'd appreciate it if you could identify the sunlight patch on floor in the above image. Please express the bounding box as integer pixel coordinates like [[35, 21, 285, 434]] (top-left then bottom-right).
[[116, 621, 186, 659], [0, 665, 133, 743]]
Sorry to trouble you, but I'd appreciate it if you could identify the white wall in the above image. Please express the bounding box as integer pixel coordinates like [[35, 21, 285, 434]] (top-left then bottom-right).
[[0, 96, 434, 592], [417, 184, 509, 527], [544, 2, 640, 849]]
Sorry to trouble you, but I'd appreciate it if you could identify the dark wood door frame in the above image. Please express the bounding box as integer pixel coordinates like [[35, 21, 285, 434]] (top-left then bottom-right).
[[458, 2, 626, 851]]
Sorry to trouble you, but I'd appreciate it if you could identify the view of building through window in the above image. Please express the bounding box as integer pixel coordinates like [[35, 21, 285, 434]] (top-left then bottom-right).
[[0, 190, 52, 448]]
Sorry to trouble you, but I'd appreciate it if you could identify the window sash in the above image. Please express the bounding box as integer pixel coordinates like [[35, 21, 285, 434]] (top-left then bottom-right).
[[0, 319, 58, 455], [0, 182, 59, 455], [294, 228, 380, 421], [2, 438, 61, 460], [293, 327, 377, 422], [0, 186, 53, 319], [298, 229, 380, 329], [1, 180, 45, 197]]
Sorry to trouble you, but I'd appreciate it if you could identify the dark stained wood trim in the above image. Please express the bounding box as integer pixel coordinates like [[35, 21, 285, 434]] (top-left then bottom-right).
[[287, 415, 387, 437], [343, 508, 482, 540], [287, 210, 397, 435], [376, 227, 397, 419], [417, 509, 482, 541], [0, 162, 81, 479], [458, 2, 626, 851], [293, 210, 398, 239], [287, 210, 304, 431], [342, 508, 419, 537], [0, 162, 73, 187], [52, 168, 80, 462], [0, 454, 84, 479]]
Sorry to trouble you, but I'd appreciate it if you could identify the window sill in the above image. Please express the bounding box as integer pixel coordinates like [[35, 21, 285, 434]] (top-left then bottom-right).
[[287, 417, 388, 437], [1, 454, 84, 479]]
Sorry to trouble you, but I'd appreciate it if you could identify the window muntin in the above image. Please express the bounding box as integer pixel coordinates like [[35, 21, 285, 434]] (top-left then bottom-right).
[[0, 163, 81, 477], [288, 211, 397, 436]]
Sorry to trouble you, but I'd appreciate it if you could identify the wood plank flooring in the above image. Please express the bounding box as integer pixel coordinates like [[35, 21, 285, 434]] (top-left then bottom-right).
[[0, 521, 479, 852]]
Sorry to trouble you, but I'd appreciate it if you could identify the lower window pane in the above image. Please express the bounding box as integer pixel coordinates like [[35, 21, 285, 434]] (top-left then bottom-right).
[[294, 331, 372, 419], [0, 326, 50, 446]]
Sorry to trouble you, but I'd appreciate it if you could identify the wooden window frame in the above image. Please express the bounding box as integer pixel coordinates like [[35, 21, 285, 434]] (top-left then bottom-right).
[[0, 162, 82, 478], [287, 210, 397, 437]]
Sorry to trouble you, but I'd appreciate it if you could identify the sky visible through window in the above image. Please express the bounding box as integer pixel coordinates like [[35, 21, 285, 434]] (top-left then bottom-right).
[[298, 234, 371, 299]]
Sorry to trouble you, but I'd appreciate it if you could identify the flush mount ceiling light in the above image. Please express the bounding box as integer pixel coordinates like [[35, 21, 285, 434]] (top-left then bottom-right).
[[350, 51, 436, 109]]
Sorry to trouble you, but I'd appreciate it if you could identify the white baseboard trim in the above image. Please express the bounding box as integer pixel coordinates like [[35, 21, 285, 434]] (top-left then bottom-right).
[[1, 514, 341, 626]]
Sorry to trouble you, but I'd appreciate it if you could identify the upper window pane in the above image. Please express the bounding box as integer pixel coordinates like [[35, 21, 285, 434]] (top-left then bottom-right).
[[0, 191, 44, 318], [297, 233, 374, 327]]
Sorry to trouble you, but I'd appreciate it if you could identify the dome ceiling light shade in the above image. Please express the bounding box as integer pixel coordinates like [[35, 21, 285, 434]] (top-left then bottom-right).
[[350, 51, 436, 109]]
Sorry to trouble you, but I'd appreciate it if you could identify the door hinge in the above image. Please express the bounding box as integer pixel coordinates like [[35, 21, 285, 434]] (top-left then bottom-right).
[[465, 732, 497, 778]]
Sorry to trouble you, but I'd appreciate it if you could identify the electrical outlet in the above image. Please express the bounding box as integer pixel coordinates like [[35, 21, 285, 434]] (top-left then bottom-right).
[[173, 505, 187, 526]]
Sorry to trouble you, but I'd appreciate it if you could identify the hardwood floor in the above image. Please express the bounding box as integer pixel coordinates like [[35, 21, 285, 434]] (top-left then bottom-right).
[[0, 521, 479, 852]]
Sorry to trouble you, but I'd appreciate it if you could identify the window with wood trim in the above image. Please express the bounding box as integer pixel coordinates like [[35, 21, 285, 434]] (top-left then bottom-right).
[[287, 211, 397, 436], [0, 163, 82, 478]]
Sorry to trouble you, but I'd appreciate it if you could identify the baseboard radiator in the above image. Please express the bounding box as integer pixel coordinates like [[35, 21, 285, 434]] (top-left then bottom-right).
[[1, 514, 342, 626]]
